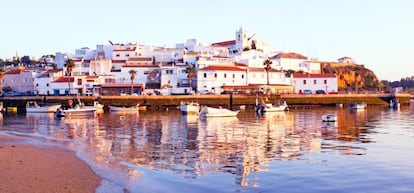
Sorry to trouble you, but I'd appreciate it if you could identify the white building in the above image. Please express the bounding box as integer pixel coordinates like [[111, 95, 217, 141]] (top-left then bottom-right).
[[34, 70, 63, 95], [291, 73, 338, 94], [197, 65, 246, 94], [2, 67, 37, 95]]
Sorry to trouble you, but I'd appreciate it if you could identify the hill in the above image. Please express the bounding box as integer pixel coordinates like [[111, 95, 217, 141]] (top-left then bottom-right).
[[320, 62, 381, 92]]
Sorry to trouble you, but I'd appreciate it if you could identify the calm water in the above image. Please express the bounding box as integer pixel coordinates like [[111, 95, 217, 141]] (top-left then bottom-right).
[[1, 104, 414, 193]]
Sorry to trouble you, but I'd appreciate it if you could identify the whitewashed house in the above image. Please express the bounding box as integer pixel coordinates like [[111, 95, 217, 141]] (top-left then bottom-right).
[[291, 73, 338, 94], [50, 75, 87, 95], [197, 65, 246, 94], [34, 69, 63, 95]]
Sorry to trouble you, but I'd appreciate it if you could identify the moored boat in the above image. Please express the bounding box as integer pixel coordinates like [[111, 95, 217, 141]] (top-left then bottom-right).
[[322, 114, 337, 122], [110, 104, 140, 112], [349, 102, 367, 109], [198, 106, 239, 117], [180, 101, 200, 115], [262, 101, 289, 112]]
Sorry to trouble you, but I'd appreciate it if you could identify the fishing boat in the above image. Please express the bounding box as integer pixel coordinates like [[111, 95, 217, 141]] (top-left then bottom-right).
[[262, 101, 289, 112], [198, 106, 239, 117], [55, 99, 97, 116], [180, 101, 200, 115], [349, 102, 367, 109], [389, 98, 400, 109], [110, 104, 140, 112], [26, 101, 61, 113], [322, 114, 337, 122]]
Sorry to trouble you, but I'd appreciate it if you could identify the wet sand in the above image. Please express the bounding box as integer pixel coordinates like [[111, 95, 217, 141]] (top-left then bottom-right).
[[0, 135, 101, 193]]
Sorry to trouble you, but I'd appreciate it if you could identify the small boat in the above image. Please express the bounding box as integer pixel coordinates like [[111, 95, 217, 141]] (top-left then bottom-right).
[[322, 114, 337, 122], [349, 102, 367, 109], [389, 98, 400, 109], [263, 101, 289, 112], [110, 104, 140, 112], [180, 101, 200, 115], [26, 101, 61, 113], [198, 106, 239, 117]]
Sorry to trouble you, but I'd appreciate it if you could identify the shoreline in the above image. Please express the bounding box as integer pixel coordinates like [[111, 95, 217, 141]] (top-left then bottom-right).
[[0, 135, 101, 193]]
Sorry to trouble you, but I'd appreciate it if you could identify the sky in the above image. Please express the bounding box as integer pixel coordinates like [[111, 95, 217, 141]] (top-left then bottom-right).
[[1, 0, 413, 81]]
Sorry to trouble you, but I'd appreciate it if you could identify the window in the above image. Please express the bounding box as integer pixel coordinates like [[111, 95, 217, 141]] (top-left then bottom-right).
[[115, 54, 120, 57], [204, 73, 207, 78], [224, 73, 227, 78], [233, 74, 235, 78], [314, 80, 317, 84], [77, 79, 82, 85], [324, 80, 327, 84], [166, 70, 173, 74], [214, 73, 217, 78], [241, 74, 244, 79], [303, 80, 307, 84], [126, 54, 130, 57]]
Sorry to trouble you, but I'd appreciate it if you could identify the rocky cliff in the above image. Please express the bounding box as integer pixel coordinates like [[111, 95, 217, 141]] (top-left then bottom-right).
[[321, 62, 380, 91]]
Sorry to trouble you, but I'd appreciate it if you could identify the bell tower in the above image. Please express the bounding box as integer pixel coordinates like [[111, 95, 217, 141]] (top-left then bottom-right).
[[235, 26, 248, 54]]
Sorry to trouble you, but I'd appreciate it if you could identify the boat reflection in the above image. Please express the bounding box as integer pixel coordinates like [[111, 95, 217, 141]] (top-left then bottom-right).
[[1, 107, 392, 189]]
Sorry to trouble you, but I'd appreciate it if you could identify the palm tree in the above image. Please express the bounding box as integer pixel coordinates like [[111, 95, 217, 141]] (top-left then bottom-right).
[[129, 69, 137, 94], [64, 58, 75, 95], [263, 58, 273, 85], [0, 68, 4, 95], [186, 65, 196, 92]]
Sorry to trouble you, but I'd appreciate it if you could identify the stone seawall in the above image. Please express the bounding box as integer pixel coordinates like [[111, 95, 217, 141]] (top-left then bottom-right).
[[1, 93, 411, 112]]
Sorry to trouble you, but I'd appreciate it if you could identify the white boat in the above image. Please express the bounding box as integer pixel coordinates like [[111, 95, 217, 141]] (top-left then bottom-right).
[[322, 114, 337, 122], [26, 101, 61, 113], [389, 98, 400, 109], [349, 102, 367, 109], [110, 104, 140, 112], [263, 101, 289, 112], [180, 101, 200, 115], [63, 105, 96, 114], [198, 106, 239, 117]]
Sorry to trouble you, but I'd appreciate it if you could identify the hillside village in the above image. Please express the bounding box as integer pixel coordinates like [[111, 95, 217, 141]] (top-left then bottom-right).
[[0, 27, 377, 96]]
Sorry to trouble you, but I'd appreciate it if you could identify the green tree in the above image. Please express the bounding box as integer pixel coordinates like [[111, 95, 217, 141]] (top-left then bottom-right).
[[64, 58, 75, 95], [263, 58, 272, 85], [129, 69, 137, 94]]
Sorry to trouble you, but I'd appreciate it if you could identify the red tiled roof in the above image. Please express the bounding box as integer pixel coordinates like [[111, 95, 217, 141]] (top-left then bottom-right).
[[292, 73, 336, 78], [53, 77, 75, 82], [199, 65, 245, 71], [212, 55, 231, 58], [5, 69, 25, 74], [271, 52, 307, 60], [211, 40, 236, 47], [45, 70, 62, 74], [86, 76, 99, 79], [112, 60, 126, 63], [235, 62, 247, 67]]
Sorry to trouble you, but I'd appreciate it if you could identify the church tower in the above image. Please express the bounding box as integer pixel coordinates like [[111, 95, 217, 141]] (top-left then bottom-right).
[[235, 26, 248, 54]]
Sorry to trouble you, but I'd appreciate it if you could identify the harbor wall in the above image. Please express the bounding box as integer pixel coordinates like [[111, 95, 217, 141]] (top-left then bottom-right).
[[1, 93, 411, 112]]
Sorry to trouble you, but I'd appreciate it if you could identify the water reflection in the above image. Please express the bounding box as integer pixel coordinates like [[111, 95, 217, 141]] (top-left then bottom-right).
[[1, 106, 411, 191]]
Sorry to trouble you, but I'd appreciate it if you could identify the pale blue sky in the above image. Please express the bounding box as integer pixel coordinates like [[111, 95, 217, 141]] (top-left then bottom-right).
[[1, 0, 413, 81]]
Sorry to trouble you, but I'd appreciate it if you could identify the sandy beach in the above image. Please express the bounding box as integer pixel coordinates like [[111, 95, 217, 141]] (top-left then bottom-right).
[[0, 135, 101, 193]]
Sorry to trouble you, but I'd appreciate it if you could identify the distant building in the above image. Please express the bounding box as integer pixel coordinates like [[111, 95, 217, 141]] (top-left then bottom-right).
[[2, 67, 36, 95], [292, 73, 338, 94], [338, 56, 354, 64]]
